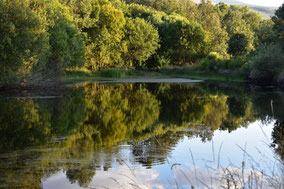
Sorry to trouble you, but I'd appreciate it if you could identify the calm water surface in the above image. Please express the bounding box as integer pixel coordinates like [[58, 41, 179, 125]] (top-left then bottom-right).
[[0, 81, 283, 188]]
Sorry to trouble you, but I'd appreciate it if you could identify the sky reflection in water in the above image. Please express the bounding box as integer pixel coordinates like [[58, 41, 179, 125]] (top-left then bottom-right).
[[42, 120, 276, 189]]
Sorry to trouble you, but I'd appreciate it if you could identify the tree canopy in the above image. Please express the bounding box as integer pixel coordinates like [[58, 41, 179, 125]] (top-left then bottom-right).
[[0, 0, 283, 83]]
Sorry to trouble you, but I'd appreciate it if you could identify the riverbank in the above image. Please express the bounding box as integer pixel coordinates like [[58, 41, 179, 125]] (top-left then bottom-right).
[[65, 67, 284, 87]]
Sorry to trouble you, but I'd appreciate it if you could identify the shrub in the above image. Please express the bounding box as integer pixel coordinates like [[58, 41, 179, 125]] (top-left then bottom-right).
[[196, 55, 248, 72], [250, 45, 284, 82], [207, 52, 223, 60], [196, 58, 218, 71], [196, 52, 223, 71]]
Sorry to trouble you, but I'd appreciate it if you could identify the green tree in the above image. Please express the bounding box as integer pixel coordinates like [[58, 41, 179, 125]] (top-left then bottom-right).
[[65, 0, 126, 70], [228, 33, 249, 57], [127, 4, 209, 67], [0, 0, 49, 83], [216, 2, 230, 18], [39, 0, 86, 75], [256, 20, 276, 46], [129, 0, 180, 14], [242, 11, 262, 32], [0, 0, 86, 82], [158, 15, 209, 65], [222, 7, 255, 53], [178, 0, 198, 22], [122, 17, 160, 67], [127, 3, 166, 26], [272, 3, 284, 49], [194, 1, 229, 57], [48, 20, 85, 76]]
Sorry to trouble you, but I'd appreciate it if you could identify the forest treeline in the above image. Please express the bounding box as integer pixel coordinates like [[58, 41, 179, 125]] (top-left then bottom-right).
[[0, 0, 283, 84]]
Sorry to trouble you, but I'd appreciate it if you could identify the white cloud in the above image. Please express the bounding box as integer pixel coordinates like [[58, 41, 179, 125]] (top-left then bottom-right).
[[43, 166, 164, 189]]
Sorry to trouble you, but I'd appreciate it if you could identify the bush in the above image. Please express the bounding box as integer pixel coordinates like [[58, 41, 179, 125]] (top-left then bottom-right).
[[207, 52, 223, 60], [195, 52, 223, 71], [195, 55, 248, 72], [250, 45, 284, 82]]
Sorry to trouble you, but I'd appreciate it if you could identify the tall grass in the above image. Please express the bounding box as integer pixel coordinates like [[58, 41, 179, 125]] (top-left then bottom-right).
[[169, 127, 284, 189]]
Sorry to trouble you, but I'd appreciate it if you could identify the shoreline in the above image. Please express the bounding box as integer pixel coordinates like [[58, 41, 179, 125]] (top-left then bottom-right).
[[0, 75, 284, 94]]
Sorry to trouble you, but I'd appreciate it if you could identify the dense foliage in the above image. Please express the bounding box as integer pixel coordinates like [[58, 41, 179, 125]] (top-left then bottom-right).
[[0, 0, 283, 84]]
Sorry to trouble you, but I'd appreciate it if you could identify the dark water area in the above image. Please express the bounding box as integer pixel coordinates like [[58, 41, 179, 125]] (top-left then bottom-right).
[[0, 81, 284, 188]]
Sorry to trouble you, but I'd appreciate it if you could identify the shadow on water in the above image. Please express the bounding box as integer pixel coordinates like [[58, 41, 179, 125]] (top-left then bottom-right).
[[0, 82, 283, 188]]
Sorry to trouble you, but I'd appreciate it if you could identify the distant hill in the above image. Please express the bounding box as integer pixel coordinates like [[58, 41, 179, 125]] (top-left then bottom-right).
[[249, 6, 276, 19], [211, 0, 276, 19], [212, 0, 244, 5]]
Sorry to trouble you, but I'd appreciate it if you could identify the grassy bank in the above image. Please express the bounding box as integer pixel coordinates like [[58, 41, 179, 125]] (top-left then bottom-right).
[[64, 67, 246, 83]]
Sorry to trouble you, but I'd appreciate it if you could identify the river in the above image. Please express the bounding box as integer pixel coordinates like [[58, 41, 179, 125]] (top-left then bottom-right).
[[0, 80, 283, 188]]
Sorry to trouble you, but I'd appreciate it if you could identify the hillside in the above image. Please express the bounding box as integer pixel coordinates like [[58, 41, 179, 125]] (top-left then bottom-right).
[[211, 0, 276, 19]]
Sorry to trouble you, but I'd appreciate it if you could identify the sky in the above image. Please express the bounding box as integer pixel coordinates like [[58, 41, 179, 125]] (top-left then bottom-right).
[[238, 0, 283, 7]]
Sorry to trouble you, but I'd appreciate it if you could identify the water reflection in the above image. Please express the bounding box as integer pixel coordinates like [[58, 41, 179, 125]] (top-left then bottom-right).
[[0, 82, 283, 188]]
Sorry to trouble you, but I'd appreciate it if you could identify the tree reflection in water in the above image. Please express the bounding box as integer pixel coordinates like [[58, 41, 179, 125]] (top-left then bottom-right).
[[0, 82, 283, 188]]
